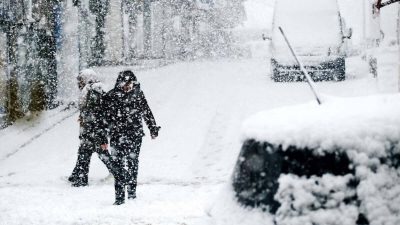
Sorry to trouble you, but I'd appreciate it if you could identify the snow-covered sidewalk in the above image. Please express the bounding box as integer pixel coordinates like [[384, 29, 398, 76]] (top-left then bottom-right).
[[0, 105, 79, 163]]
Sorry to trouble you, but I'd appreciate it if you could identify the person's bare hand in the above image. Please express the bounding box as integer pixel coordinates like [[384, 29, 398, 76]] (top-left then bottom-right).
[[101, 144, 108, 150], [151, 136, 156, 140], [77, 118, 82, 122]]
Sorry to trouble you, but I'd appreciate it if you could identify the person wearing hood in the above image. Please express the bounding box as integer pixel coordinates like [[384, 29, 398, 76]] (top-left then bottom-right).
[[106, 70, 160, 205], [68, 69, 129, 190]]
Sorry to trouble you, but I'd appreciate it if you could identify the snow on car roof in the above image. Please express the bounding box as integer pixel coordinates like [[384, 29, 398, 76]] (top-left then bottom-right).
[[241, 94, 400, 158], [273, 0, 342, 47]]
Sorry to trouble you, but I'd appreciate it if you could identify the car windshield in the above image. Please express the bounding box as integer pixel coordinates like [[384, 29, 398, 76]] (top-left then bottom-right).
[[273, 0, 342, 48], [232, 140, 354, 213]]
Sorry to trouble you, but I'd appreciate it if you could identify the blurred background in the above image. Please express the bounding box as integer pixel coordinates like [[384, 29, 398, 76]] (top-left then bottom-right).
[[0, 0, 399, 128]]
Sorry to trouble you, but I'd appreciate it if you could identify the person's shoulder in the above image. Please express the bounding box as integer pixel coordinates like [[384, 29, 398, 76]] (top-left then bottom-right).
[[138, 89, 145, 97], [106, 88, 117, 97]]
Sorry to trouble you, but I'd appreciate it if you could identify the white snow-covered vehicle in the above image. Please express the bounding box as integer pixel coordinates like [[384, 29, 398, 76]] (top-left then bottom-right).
[[207, 94, 400, 225], [270, 0, 352, 82]]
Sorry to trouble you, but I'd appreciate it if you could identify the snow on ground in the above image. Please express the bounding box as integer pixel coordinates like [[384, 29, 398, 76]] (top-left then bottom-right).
[[0, 45, 398, 224], [0, 105, 78, 162]]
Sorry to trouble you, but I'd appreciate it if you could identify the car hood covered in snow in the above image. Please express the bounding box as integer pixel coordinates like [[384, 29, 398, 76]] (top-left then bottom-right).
[[207, 94, 400, 225], [242, 94, 400, 158]]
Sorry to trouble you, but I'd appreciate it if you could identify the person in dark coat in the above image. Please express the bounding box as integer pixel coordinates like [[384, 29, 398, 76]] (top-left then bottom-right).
[[106, 70, 160, 205], [68, 69, 129, 191]]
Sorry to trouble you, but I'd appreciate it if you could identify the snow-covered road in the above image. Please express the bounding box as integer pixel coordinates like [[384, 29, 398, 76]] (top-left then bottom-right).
[[0, 57, 394, 224]]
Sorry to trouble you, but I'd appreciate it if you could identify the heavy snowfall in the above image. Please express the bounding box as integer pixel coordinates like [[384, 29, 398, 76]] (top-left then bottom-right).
[[0, 0, 400, 224]]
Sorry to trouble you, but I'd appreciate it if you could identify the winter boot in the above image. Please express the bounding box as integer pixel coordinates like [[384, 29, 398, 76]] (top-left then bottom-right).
[[127, 184, 136, 200], [68, 175, 77, 183], [71, 182, 88, 187], [113, 199, 125, 205], [128, 193, 136, 200], [115, 180, 125, 204]]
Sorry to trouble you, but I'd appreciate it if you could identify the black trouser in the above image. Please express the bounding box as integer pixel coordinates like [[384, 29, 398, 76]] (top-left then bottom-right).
[[70, 141, 129, 186], [111, 136, 142, 200]]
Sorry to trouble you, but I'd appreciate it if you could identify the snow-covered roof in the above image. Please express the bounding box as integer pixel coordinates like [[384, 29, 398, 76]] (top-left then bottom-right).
[[242, 94, 400, 158]]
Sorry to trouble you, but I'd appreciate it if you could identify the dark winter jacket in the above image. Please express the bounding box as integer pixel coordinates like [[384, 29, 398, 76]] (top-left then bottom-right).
[[79, 77, 108, 147], [105, 73, 160, 141]]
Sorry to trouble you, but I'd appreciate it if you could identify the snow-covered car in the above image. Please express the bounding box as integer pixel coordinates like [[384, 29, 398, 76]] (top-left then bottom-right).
[[270, 0, 352, 82], [207, 94, 400, 225]]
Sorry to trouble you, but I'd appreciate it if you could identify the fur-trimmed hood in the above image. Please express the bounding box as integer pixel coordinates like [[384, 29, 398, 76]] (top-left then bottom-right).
[[77, 69, 105, 109]]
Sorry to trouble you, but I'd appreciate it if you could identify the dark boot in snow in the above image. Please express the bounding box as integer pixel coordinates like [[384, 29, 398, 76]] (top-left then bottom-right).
[[127, 184, 136, 200], [128, 193, 136, 200], [71, 182, 88, 187], [68, 176, 77, 183], [115, 176, 126, 196], [113, 199, 125, 205]]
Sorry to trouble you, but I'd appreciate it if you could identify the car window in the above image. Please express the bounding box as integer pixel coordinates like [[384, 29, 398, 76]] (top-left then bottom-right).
[[232, 139, 354, 213]]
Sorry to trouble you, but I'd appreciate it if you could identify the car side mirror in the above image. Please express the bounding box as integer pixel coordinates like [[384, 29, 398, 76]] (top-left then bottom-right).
[[262, 33, 271, 41], [344, 28, 353, 39]]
